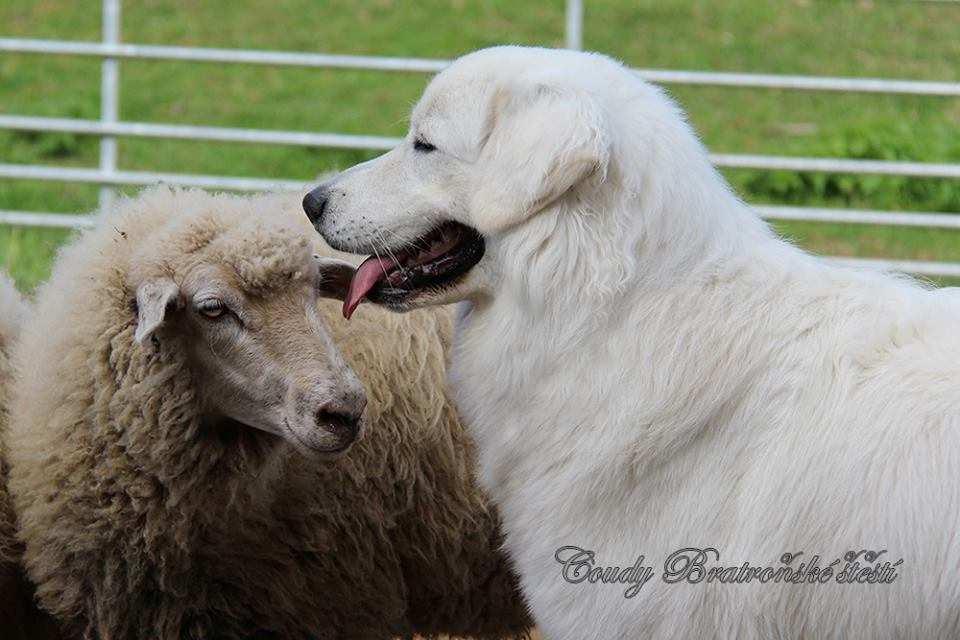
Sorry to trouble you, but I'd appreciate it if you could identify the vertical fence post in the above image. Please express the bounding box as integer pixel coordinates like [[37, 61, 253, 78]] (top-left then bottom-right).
[[99, 0, 120, 212], [565, 0, 583, 50]]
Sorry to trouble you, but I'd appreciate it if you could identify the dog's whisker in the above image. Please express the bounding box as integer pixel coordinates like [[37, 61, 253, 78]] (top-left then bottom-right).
[[384, 225, 428, 255], [374, 228, 411, 281], [368, 240, 390, 280], [382, 227, 414, 250]]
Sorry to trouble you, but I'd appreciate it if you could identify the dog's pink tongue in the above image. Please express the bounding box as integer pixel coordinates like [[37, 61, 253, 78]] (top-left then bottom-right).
[[343, 255, 391, 319]]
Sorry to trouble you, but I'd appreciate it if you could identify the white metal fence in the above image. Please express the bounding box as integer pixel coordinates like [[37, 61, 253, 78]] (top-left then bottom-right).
[[2, 0, 959, 277]]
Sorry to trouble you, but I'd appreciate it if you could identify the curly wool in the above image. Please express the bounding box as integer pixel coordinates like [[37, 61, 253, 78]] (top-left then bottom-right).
[[0, 271, 27, 566], [6, 188, 530, 640], [0, 274, 61, 640]]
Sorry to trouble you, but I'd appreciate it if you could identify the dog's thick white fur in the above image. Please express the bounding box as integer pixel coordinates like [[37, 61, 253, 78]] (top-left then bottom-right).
[[314, 46, 960, 639]]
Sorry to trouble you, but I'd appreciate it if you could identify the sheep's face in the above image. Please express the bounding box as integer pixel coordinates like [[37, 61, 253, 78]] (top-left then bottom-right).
[[133, 258, 367, 458]]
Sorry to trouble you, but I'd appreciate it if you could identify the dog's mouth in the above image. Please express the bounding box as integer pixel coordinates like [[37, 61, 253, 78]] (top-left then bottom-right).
[[342, 221, 484, 318]]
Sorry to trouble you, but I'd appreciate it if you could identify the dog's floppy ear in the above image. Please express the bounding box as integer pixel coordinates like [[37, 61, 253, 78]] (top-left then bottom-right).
[[134, 277, 180, 344], [314, 256, 356, 301], [471, 84, 609, 233]]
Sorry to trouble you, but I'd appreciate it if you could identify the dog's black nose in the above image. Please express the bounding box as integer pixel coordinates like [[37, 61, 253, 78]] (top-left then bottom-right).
[[303, 187, 330, 225]]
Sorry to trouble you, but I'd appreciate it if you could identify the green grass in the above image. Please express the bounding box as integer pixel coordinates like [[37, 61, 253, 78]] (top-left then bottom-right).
[[2, 0, 959, 290]]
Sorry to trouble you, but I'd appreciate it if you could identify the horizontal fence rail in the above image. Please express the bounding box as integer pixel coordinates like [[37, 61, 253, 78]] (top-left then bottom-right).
[[0, 210, 96, 229], [0, 163, 306, 192], [711, 154, 960, 179], [0, 115, 401, 150], [756, 205, 960, 230], [829, 257, 960, 279], [4, 37, 960, 96], [0, 38, 450, 73], [2, 0, 960, 279], [3, 207, 954, 279], [3, 115, 959, 179], [5, 200, 958, 233]]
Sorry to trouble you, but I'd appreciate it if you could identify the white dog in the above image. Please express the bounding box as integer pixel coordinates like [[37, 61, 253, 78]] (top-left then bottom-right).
[[306, 46, 960, 639]]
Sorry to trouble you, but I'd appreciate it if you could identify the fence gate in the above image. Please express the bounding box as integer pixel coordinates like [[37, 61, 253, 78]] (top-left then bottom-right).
[[1, 0, 959, 277]]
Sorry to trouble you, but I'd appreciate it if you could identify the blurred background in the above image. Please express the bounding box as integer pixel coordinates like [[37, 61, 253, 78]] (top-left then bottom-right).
[[1, 0, 959, 291]]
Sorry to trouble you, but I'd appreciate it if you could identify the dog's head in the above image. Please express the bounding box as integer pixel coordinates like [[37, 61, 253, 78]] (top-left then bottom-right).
[[306, 46, 637, 317]]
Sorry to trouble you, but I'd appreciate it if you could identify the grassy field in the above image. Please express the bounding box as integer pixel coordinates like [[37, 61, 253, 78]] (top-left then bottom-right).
[[2, 0, 959, 290]]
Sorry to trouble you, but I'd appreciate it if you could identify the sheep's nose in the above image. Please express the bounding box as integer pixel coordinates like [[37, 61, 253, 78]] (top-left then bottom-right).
[[303, 187, 331, 226], [317, 392, 367, 441], [316, 396, 367, 443]]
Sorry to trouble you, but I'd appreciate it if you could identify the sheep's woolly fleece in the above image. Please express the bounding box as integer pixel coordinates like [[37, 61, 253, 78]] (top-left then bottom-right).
[[6, 187, 530, 640], [0, 271, 27, 566], [1, 274, 61, 640]]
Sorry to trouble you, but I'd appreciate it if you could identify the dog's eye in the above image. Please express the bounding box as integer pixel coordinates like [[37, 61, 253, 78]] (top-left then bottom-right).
[[413, 137, 437, 153], [196, 299, 227, 319]]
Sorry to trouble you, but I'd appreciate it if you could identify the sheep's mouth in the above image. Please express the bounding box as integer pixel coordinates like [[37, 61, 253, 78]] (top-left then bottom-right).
[[281, 413, 362, 456], [342, 221, 484, 318]]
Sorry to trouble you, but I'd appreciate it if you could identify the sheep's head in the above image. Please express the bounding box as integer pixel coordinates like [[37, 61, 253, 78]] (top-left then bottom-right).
[[129, 216, 366, 459]]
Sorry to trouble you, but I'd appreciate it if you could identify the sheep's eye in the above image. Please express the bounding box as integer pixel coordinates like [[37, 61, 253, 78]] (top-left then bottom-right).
[[413, 137, 437, 153], [197, 299, 227, 319]]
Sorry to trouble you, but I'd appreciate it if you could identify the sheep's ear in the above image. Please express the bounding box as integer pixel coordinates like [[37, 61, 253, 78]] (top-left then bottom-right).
[[470, 85, 609, 234], [314, 257, 355, 301], [134, 278, 179, 344]]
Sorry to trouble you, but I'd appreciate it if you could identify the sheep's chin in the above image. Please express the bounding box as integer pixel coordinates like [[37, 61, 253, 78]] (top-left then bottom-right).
[[202, 415, 355, 460], [281, 417, 359, 459]]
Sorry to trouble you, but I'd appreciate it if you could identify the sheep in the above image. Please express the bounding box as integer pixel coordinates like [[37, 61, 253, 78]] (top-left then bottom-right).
[[5, 187, 531, 640], [0, 273, 26, 619], [0, 271, 27, 566], [0, 274, 63, 639]]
